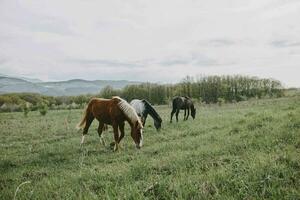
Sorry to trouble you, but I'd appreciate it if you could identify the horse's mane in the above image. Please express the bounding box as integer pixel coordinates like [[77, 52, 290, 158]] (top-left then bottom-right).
[[142, 99, 162, 122], [185, 97, 195, 111], [113, 96, 143, 127]]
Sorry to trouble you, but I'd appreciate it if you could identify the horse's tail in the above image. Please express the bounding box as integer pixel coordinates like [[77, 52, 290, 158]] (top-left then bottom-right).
[[172, 97, 177, 110], [76, 99, 93, 130]]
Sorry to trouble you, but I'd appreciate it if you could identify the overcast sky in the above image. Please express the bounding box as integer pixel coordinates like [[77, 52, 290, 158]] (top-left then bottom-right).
[[0, 0, 300, 86]]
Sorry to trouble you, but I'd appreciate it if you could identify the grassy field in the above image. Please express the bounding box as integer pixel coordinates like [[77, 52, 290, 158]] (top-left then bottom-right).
[[1, 96, 300, 199]]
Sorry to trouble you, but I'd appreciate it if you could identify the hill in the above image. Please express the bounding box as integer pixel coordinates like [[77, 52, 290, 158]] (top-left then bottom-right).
[[0, 75, 140, 96]]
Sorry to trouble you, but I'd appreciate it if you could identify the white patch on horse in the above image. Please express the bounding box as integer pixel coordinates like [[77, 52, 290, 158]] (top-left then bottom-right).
[[130, 99, 145, 117]]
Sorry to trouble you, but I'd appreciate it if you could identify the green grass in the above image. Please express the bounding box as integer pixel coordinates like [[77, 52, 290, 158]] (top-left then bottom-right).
[[1, 96, 300, 199]]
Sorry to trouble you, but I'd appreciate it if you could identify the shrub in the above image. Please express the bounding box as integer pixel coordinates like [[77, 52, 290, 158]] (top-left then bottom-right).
[[217, 98, 225, 106], [0, 103, 22, 112], [38, 103, 48, 116], [22, 102, 30, 117], [238, 95, 248, 102]]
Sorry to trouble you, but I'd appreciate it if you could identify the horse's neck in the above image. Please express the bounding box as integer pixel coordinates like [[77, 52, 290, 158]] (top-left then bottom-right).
[[145, 104, 161, 122], [122, 114, 135, 128]]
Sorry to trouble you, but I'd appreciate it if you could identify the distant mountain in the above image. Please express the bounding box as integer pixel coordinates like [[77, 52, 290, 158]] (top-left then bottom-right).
[[0, 75, 141, 96], [20, 77, 42, 83], [0, 74, 42, 83]]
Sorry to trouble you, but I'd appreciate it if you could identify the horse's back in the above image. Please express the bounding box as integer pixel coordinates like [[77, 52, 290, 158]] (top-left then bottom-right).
[[89, 98, 113, 110], [172, 96, 195, 110], [88, 97, 123, 124], [172, 96, 184, 109], [130, 99, 145, 116], [130, 99, 140, 105]]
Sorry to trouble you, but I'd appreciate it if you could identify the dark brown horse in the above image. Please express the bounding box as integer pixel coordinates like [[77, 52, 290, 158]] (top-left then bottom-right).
[[76, 96, 144, 151], [170, 96, 196, 122]]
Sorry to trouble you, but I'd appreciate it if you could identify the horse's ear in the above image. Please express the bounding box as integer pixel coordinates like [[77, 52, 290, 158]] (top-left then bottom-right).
[[135, 121, 140, 128], [142, 99, 146, 103]]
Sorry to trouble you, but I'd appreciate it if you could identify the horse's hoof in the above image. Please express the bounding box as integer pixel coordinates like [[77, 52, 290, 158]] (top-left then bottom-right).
[[113, 144, 119, 152], [110, 142, 115, 146]]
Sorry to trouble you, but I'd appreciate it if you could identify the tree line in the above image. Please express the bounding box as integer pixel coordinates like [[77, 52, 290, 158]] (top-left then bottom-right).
[[0, 75, 284, 113], [100, 75, 284, 104]]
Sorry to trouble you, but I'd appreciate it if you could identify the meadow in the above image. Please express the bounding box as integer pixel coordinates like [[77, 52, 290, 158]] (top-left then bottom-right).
[[0, 96, 299, 199]]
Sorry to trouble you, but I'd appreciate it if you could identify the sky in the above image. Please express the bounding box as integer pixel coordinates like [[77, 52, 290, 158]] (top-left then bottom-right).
[[0, 0, 300, 87]]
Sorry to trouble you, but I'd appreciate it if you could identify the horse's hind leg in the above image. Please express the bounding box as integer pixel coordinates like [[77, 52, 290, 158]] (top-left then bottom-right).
[[175, 109, 180, 122], [97, 122, 106, 146], [80, 114, 94, 145], [170, 109, 176, 123], [184, 109, 187, 120], [112, 123, 120, 151]]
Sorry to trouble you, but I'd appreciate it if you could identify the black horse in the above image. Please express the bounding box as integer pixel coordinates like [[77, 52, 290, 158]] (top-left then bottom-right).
[[170, 96, 196, 123]]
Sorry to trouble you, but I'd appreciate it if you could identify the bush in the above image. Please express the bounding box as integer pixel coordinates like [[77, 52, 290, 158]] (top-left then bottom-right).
[[236, 95, 248, 102], [217, 98, 225, 106], [0, 103, 22, 112], [38, 103, 48, 116], [22, 102, 30, 117]]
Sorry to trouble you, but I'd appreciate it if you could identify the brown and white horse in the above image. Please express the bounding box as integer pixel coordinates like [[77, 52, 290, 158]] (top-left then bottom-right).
[[76, 96, 143, 151]]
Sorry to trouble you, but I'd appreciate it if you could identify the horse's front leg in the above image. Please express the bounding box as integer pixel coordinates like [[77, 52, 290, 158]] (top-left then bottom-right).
[[140, 116, 145, 126], [170, 109, 176, 123], [118, 122, 125, 145], [143, 114, 148, 127], [184, 109, 187, 120]]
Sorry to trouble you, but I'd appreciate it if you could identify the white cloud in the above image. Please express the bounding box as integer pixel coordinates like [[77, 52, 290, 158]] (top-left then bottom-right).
[[0, 0, 299, 87]]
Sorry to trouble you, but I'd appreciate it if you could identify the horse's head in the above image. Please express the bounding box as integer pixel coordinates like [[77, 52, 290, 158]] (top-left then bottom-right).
[[131, 121, 143, 149], [154, 118, 162, 131], [191, 106, 196, 119]]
